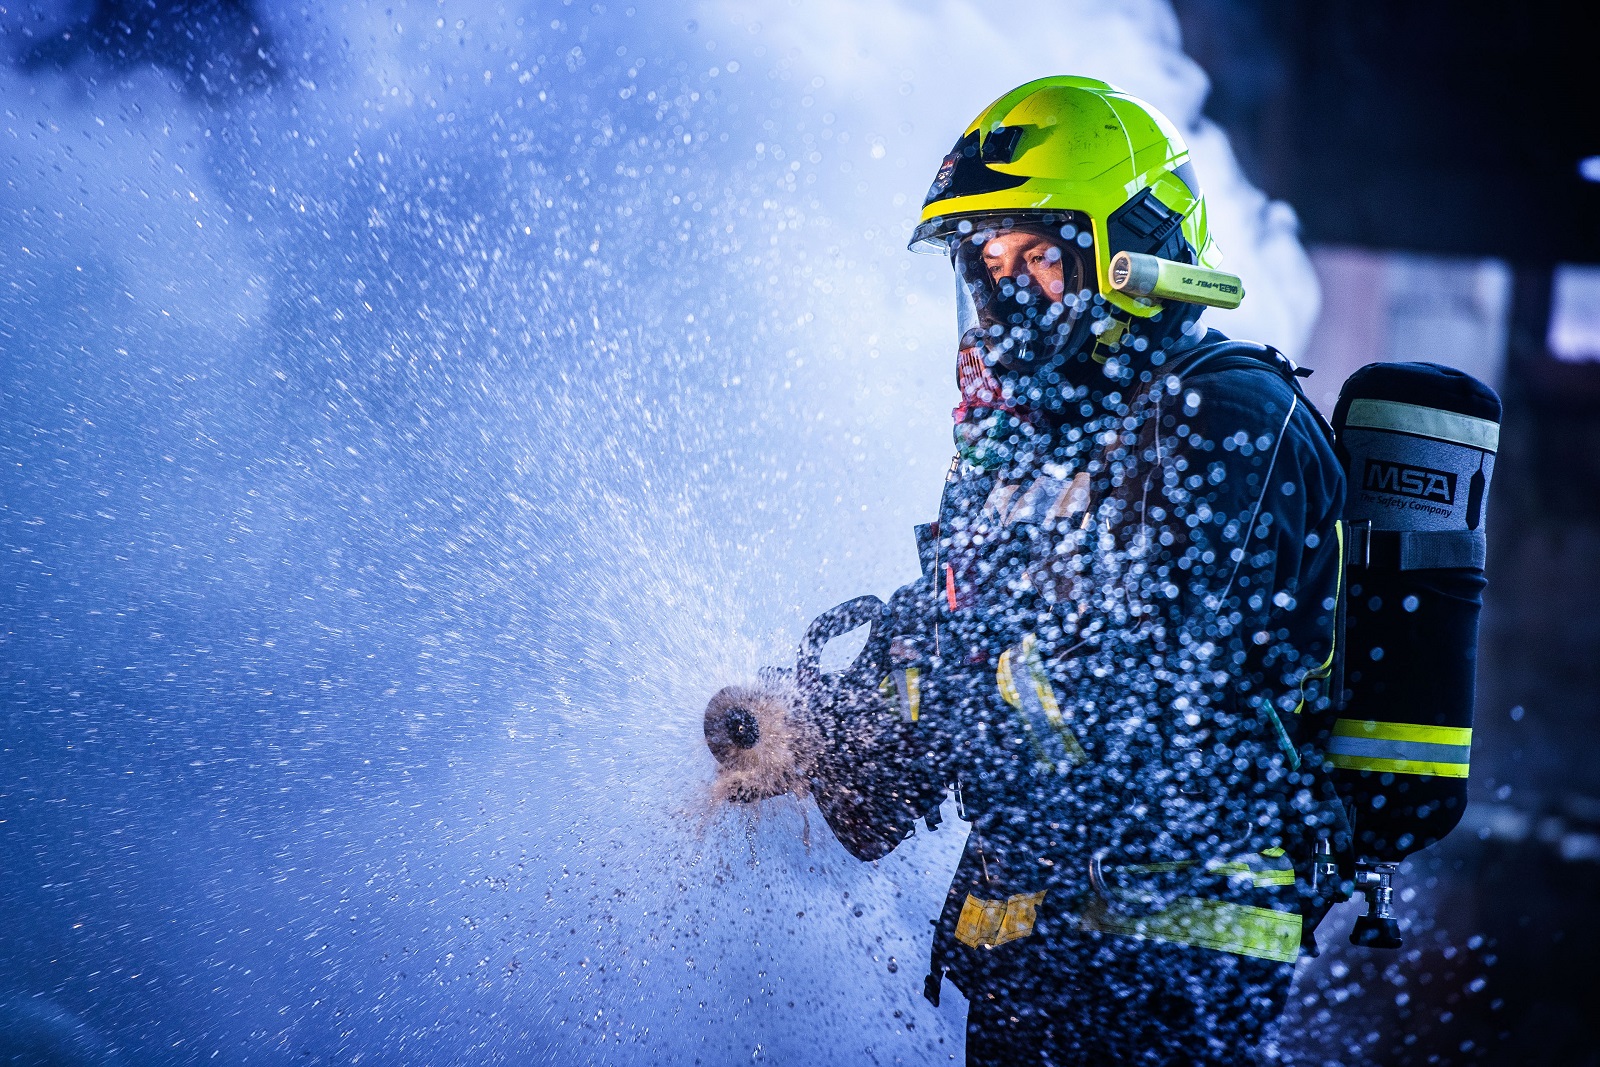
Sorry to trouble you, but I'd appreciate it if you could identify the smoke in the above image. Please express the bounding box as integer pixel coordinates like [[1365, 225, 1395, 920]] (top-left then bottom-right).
[[0, 999, 122, 1067], [0, 74, 267, 334], [695, 0, 1323, 371], [1, 1, 1321, 1063]]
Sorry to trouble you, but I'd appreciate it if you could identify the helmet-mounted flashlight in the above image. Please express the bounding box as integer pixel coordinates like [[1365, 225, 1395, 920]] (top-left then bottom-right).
[[1108, 251, 1245, 310]]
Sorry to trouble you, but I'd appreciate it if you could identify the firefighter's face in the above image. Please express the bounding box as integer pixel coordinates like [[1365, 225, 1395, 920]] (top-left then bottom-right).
[[980, 231, 1069, 301]]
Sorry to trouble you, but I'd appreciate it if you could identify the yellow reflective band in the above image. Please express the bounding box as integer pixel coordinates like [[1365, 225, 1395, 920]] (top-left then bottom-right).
[[1092, 317, 1128, 356], [1210, 851, 1295, 889], [1019, 635, 1062, 716], [1082, 897, 1302, 964], [1118, 861, 1196, 875], [955, 891, 1047, 949], [1344, 398, 1500, 452], [1111, 851, 1295, 890], [1331, 719, 1472, 746], [997, 635, 1087, 767], [996, 651, 1020, 708], [891, 667, 922, 723], [1209, 862, 1296, 888], [1328, 719, 1472, 777]]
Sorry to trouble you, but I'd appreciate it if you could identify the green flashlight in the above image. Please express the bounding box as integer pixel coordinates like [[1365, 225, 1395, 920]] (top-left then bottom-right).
[[1108, 251, 1246, 310]]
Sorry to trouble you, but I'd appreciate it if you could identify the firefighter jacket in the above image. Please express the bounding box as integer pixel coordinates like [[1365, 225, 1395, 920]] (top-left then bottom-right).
[[869, 331, 1347, 993]]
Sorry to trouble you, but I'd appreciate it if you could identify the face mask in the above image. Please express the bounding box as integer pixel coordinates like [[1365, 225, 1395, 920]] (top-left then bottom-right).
[[952, 224, 1107, 414]]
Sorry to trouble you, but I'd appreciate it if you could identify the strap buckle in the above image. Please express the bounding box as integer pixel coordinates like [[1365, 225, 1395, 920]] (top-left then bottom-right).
[[1346, 520, 1372, 569]]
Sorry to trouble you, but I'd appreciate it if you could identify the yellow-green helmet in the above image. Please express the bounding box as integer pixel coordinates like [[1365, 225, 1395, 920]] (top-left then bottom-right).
[[912, 75, 1219, 325]]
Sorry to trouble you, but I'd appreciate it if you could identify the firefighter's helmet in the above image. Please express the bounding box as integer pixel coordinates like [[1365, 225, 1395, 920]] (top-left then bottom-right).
[[913, 76, 1232, 391]]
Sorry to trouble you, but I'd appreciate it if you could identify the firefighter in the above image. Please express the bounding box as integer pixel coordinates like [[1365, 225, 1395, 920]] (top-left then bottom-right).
[[865, 76, 1349, 1065]]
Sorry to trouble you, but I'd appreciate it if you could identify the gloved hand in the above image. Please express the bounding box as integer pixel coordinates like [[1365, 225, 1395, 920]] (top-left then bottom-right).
[[801, 588, 948, 860]]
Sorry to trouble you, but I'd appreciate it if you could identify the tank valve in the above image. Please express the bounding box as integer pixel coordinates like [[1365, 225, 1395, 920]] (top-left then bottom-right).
[[1311, 838, 1340, 893], [1350, 861, 1404, 949]]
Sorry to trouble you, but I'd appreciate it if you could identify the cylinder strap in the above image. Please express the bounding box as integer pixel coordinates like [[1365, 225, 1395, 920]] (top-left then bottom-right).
[[1346, 525, 1486, 570]]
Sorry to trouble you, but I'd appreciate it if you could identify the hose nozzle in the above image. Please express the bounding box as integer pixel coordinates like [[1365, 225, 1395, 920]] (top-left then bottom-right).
[[703, 683, 811, 804]]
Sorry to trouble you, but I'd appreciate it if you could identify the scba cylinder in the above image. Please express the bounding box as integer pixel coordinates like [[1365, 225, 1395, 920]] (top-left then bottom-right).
[[1331, 362, 1501, 863]]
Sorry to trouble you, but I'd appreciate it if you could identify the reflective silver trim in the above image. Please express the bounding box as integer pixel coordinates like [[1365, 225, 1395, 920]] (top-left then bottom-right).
[[1344, 399, 1499, 452], [1326, 734, 1473, 765]]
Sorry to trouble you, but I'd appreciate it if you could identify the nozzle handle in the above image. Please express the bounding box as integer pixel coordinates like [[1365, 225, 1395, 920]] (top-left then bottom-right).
[[796, 595, 887, 694]]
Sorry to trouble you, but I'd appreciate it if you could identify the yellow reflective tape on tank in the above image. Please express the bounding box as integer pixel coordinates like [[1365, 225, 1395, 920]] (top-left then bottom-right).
[[1344, 398, 1500, 452], [1328, 754, 1470, 778], [1332, 719, 1472, 745], [1328, 719, 1471, 777], [1082, 897, 1301, 964]]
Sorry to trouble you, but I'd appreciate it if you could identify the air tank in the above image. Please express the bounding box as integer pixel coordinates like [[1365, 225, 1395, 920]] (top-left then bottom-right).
[[1331, 362, 1501, 946]]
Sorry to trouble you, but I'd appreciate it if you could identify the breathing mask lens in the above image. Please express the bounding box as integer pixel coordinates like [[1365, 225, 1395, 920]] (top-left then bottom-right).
[[949, 216, 1094, 383]]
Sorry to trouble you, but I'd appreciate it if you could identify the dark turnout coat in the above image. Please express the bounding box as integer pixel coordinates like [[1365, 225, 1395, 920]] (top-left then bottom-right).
[[836, 331, 1348, 1062]]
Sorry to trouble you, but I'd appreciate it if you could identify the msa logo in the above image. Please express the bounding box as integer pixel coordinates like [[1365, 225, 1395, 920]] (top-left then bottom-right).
[[1364, 459, 1456, 504]]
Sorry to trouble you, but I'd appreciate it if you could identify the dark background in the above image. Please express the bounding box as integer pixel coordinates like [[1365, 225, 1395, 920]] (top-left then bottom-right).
[[1176, 2, 1600, 1062]]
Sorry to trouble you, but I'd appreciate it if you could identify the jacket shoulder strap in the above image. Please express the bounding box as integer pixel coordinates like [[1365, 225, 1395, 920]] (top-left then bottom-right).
[[1161, 339, 1336, 449]]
